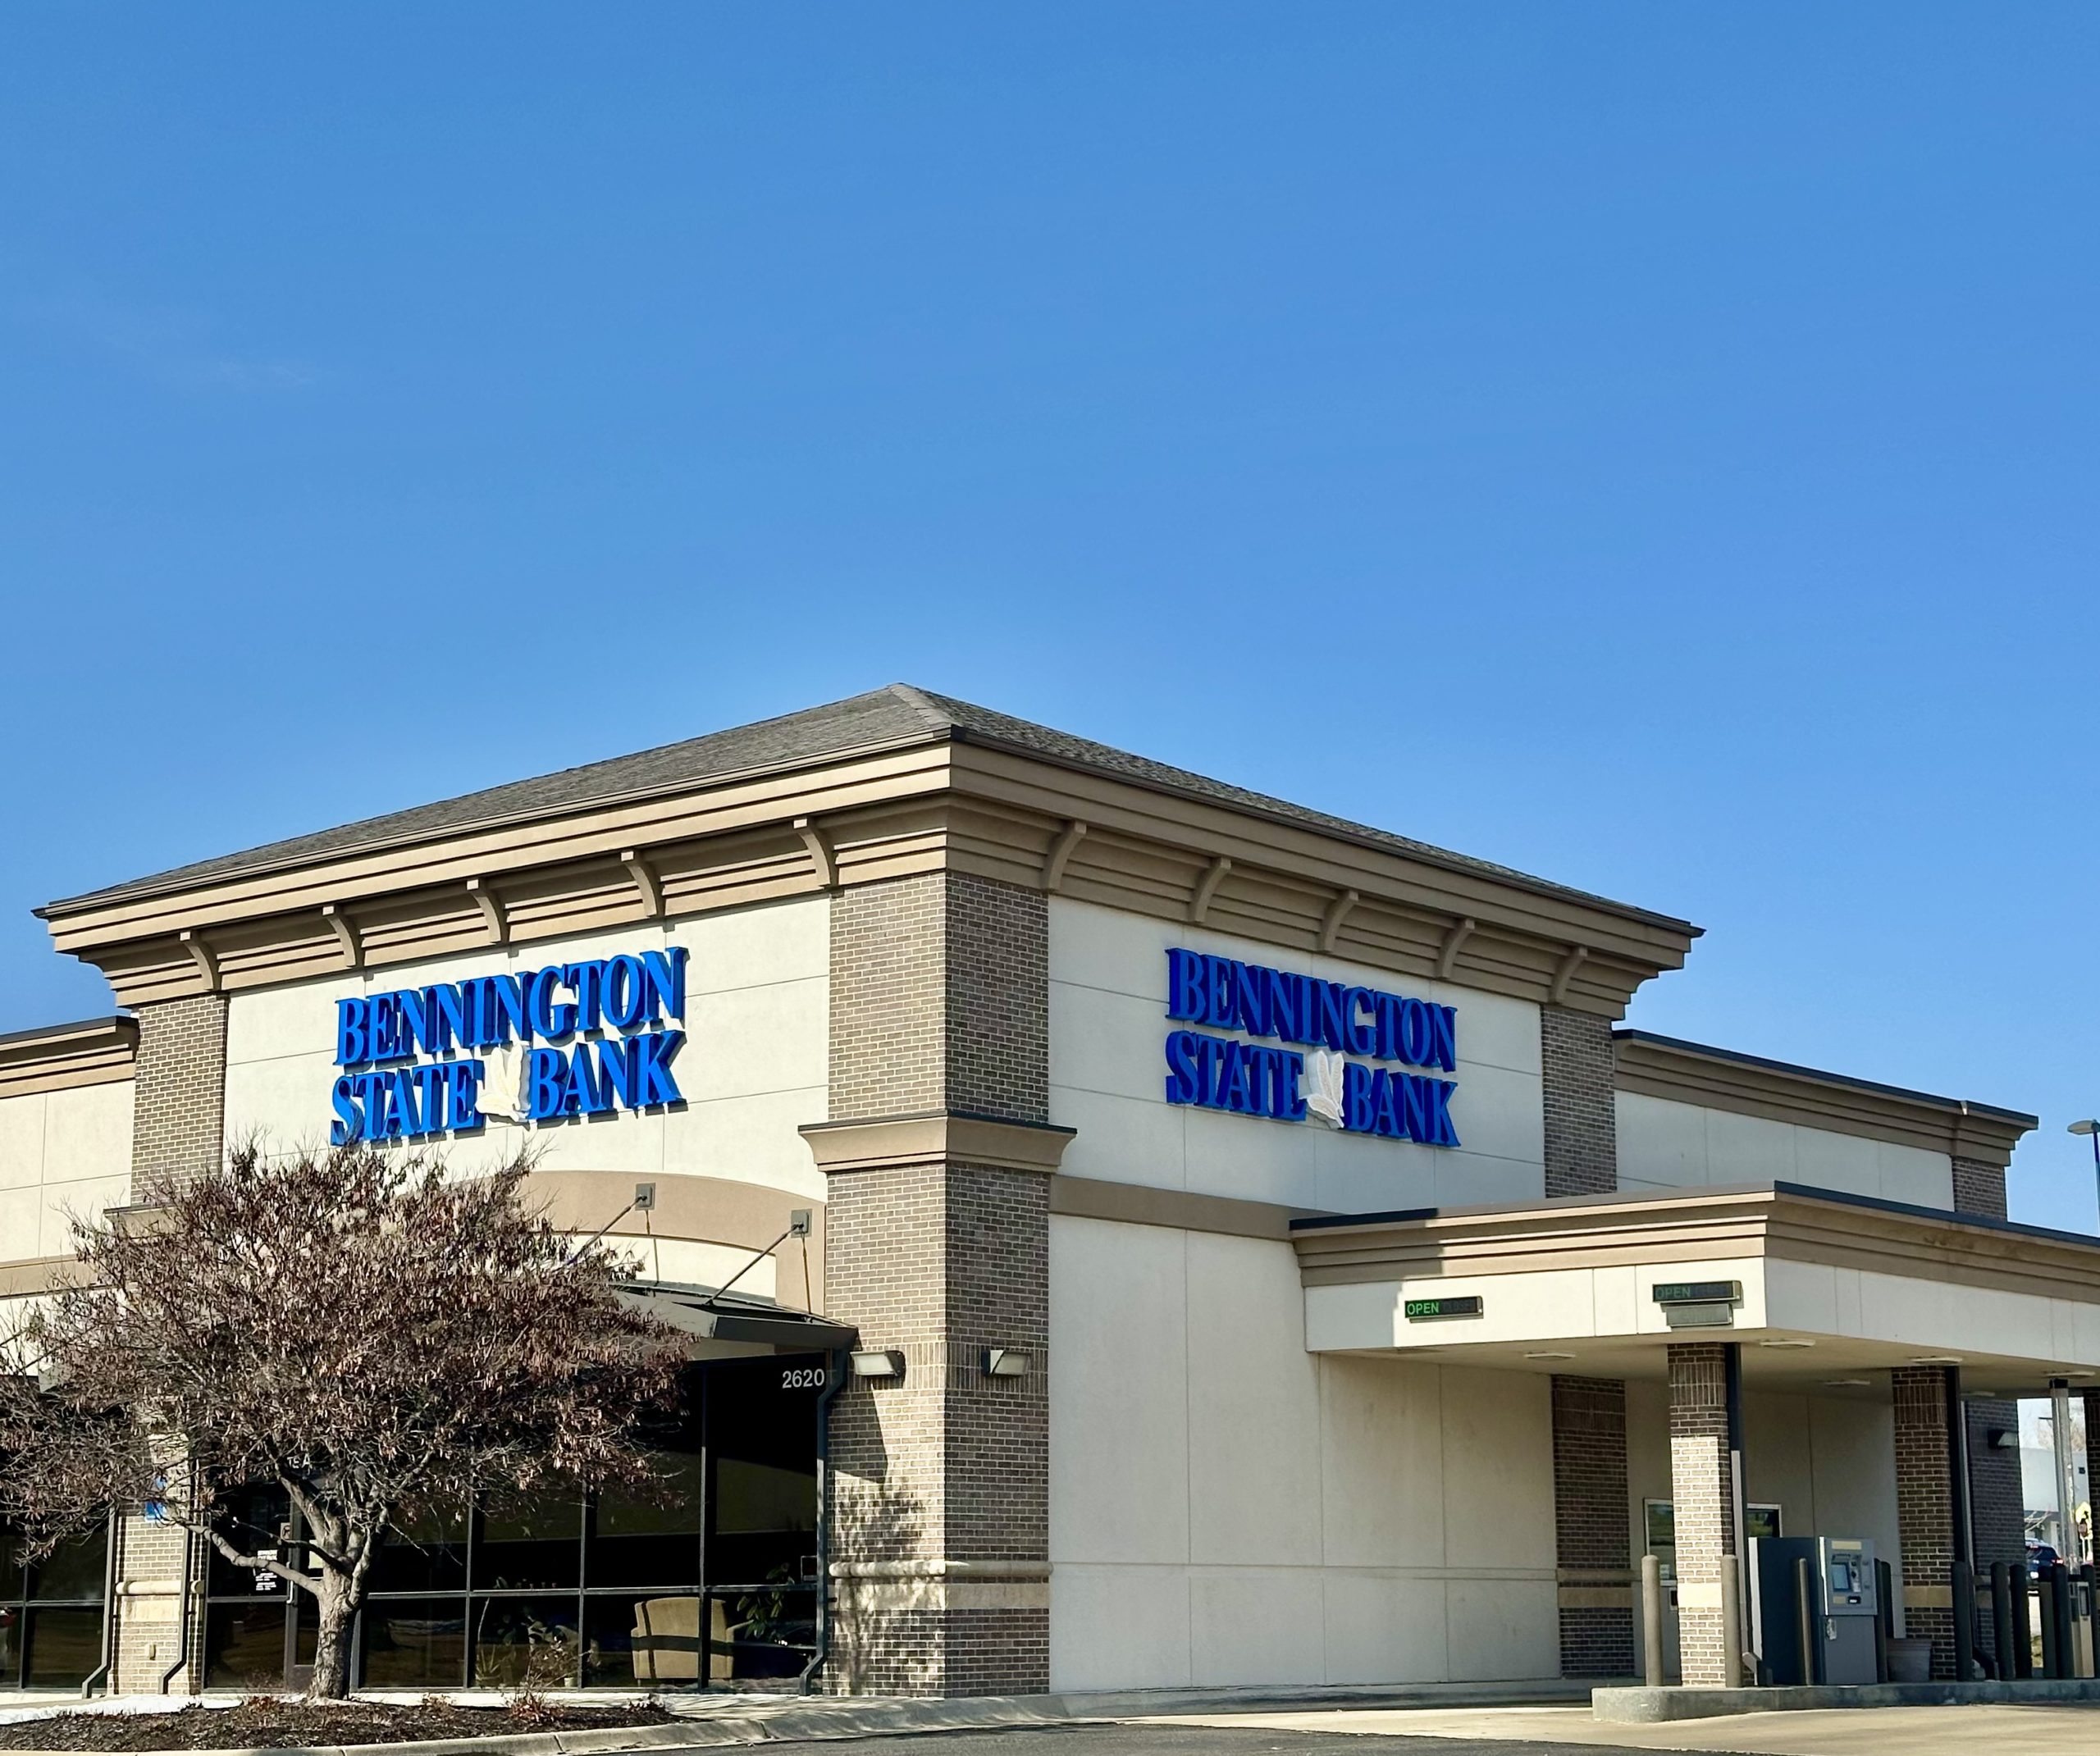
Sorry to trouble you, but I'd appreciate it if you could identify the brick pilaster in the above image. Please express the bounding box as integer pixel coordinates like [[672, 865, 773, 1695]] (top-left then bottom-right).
[[1666, 1343, 1734, 1686], [1965, 1397, 2024, 1660], [1892, 1366, 1957, 1678], [1551, 1375, 1634, 1678], [130, 994, 228, 1185], [1541, 1006, 1614, 1198], [1949, 1156, 2007, 1221], [820, 873, 1052, 1696]]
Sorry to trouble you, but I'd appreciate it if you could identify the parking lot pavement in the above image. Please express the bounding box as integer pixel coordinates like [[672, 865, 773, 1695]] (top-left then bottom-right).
[[772, 1724, 1687, 1756], [1148, 1702, 2100, 1755]]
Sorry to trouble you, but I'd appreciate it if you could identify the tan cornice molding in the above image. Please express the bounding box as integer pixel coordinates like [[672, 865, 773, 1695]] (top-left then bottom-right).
[[800, 1111, 1077, 1177], [1292, 1183, 2100, 1309], [1050, 1175, 1308, 1241], [0, 1016, 136, 1101], [1614, 1032, 2034, 1169], [0, 1255, 90, 1298], [43, 738, 1696, 1018]]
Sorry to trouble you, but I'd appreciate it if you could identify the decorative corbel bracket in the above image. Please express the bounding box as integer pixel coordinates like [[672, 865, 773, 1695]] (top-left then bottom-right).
[[1043, 820, 1088, 894], [1318, 888, 1359, 954], [321, 905, 363, 971], [795, 818, 838, 891], [1549, 944, 1590, 1006], [467, 878, 509, 946], [621, 849, 664, 919], [1189, 855, 1232, 925], [1435, 917, 1477, 981], [178, 930, 220, 992]]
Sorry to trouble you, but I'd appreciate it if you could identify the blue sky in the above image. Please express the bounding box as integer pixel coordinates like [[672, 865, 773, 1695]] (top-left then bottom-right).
[[2, 7, 2094, 1228]]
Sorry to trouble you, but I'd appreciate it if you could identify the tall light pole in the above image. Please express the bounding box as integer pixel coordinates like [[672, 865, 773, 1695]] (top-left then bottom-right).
[[2070, 1120, 2100, 1232]]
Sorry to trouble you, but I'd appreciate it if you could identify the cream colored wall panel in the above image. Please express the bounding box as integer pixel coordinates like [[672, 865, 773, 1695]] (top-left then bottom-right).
[[1702, 1107, 1798, 1184], [1765, 1258, 1841, 1336], [668, 897, 829, 992], [41, 1082, 133, 1188], [1320, 1572, 1450, 1683], [1431, 982, 1541, 1079], [1048, 1563, 1193, 1691], [1790, 1126, 1882, 1202], [1614, 1093, 1710, 1190], [1050, 983, 1178, 1104], [1048, 897, 1179, 1002], [531, 1107, 667, 1179], [1875, 1139, 1952, 1209], [678, 977, 826, 1101], [659, 1088, 829, 1200], [1049, 1216, 1191, 1567], [1440, 1368, 1554, 1571], [0, 1186, 43, 1265], [39, 1174, 127, 1257], [1186, 1234, 1322, 1566], [1445, 1578, 1558, 1681], [1189, 1567, 1326, 1685], [1318, 1357, 1445, 1569], [1314, 1128, 1438, 1216], [0, 1092, 48, 1193], [225, 1051, 339, 1155], [1445, 1062, 1545, 1169], [226, 972, 340, 1064], [1434, 1149, 1543, 1211], [1050, 1087, 1188, 1192], [1593, 1266, 1640, 1337], [1182, 1106, 1318, 1209], [1305, 1280, 1409, 1352], [1806, 1398, 1901, 1616], [1624, 1380, 1671, 1558], [1742, 1393, 1817, 1532]]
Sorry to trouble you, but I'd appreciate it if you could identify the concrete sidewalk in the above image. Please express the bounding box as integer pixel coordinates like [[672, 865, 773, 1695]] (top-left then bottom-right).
[[1157, 1702, 2100, 1755]]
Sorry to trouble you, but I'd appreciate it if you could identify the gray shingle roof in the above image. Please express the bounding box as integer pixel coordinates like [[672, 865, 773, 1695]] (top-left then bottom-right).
[[43, 684, 1694, 931]]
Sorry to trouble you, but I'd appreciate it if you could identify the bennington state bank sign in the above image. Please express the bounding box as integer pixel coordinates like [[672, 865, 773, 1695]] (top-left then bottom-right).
[[329, 950, 687, 1144], [1162, 947, 1461, 1147]]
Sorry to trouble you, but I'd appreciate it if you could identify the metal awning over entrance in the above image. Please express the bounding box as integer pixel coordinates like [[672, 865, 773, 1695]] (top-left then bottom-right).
[[1294, 1181, 2100, 1396], [615, 1281, 857, 1355]]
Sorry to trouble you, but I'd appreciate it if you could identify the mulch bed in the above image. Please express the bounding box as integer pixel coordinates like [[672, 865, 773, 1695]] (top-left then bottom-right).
[[0, 1700, 682, 1752]]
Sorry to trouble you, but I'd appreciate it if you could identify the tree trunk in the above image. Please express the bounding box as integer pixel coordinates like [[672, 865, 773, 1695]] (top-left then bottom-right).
[[308, 1576, 357, 1701]]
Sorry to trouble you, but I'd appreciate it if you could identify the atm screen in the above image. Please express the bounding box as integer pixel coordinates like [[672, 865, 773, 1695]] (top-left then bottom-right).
[[1829, 1560, 1853, 1593]]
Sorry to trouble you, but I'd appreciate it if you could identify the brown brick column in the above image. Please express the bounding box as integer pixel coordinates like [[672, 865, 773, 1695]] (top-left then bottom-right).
[[809, 873, 1067, 1696], [1892, 1366, 1957, 1678], [112, 995, 228, 1690], [1947, 1156, 2019, 1652], [1666, 1343, 1735, 1686], [1551, 1375, 1635, 1677], [1541, 1006, 1614, 1198], [130, 993, 228, 1184]]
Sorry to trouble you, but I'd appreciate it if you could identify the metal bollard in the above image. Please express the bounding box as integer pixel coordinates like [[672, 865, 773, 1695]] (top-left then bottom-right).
[[1876, 1558, 1895, 1683], [1952, 1560, 1978, 1681], [1992, 1561, 2016, 1682], [1720, 1553, 1742, 1688], [1640, 1553, 1665, 1687], [2012, 1561, 2034, 1678], [1795, 1555, 1819, 1686], [2052, 1562, 2075, 1680], [2040, 1571, 2061, 1679]]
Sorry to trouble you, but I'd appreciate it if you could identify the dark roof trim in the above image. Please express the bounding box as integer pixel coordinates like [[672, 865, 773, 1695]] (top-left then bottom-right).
[[0, 1014, 135, 1050], [1289, 1179, 2100, 1251], [1614, 1029, 2036, 1129]]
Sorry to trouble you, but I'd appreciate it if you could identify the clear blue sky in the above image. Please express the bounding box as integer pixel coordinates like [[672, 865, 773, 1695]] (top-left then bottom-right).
[[3, 7, 2094, 1229]]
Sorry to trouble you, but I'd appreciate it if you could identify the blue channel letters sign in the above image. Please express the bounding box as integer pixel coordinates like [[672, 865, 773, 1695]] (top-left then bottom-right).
[[330, 949, 687, 1144], [1162, 947, 1460, 1147]]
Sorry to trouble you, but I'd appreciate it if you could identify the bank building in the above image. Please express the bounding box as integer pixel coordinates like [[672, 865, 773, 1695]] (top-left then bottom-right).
[[1, 685, 2093, 1698]]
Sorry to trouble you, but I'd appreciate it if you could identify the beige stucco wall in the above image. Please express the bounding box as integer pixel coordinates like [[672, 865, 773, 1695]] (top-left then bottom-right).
[[0, 1079, 135, 1265], [1616, 1090, 1953, 1209], [1048, 1213, 1558, 1690], [1049, 898, 1545, 1213], [221, 897, 829, 1296]]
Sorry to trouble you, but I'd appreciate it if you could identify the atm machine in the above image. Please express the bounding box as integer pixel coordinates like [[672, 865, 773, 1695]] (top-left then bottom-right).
[[1749, 1536, 1880, 1685]]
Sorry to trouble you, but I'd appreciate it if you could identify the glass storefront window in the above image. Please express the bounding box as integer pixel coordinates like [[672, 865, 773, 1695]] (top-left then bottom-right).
[[370, 1506, 468, 1595], [590, 1452, 704, 1589], [0, 1521, 108, 1690], [476, 1494, 582, 1591], [203, 1602, 292, 1691], [469, 1595, 582, 1687], [359, 1598, 469, 1688]]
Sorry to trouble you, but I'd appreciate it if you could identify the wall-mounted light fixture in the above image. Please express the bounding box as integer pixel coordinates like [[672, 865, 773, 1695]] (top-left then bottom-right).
[[984, 1348, 1032, 1378], [1988, 1428, 2019, 1451], [851, 1350, 905, 1380]]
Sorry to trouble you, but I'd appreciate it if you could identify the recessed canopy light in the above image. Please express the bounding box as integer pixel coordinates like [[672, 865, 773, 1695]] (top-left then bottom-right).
[[1759, 1339, 1816, 1350], [1523, 1350, 1577, 1361], [1907, 1356, 1963, 1366], [1824, 1379, 1872, 1389]]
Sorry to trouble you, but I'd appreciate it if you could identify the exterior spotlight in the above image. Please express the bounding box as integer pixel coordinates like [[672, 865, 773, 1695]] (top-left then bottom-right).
[[1823, 1379, 1872, 1389], [1758, 1339, 1816, 1350], [851, 1350, 904, 1380], [2070, 1120, 2100, 1233], [1522, 1350, 1576, 1362], [984, 1348, 1032, 1378], [1988, 1429, 2019, 1451]]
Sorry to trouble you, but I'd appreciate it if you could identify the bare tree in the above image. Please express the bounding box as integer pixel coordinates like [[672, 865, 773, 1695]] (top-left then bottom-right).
[[0, 1144, 684, 1700]]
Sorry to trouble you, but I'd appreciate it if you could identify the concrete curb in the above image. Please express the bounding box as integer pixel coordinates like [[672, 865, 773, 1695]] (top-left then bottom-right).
[[0, 1677, 1600, 1755], [1593, 1677, 2100, 1722]]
